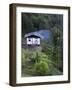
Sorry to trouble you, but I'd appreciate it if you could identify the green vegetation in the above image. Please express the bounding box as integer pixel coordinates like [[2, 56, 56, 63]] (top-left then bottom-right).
[[21, 49, 62, 77], [34, 61, 49, 76], [22, 13, 63, 37]]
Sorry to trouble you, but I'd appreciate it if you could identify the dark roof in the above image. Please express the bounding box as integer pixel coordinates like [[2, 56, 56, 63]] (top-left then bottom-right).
[[24, 32, 43, 39]]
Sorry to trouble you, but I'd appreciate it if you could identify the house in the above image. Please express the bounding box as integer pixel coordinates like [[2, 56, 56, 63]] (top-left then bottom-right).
[[24, 32, 43, 45], [23, 30, 53, 46]]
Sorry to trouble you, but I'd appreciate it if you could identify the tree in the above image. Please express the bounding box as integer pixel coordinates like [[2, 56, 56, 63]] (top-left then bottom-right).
[[52, 26, 63, 71]]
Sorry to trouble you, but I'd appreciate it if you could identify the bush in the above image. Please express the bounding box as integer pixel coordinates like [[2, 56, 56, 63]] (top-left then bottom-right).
[[34, 61, 49, 76]]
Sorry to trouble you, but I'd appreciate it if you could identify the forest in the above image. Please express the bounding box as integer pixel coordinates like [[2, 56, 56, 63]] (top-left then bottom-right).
[[21, 13, 63, 77]]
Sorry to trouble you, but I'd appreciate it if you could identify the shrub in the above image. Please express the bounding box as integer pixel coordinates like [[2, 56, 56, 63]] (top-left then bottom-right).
[[34, 61, 49, 76]]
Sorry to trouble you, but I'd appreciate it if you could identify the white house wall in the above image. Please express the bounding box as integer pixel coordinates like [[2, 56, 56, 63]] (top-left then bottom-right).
[[27, 38, 32, 45], [33, 38, 40, 45], [27, 38, 40, 45]]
